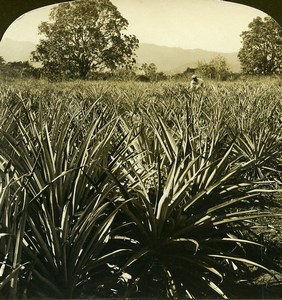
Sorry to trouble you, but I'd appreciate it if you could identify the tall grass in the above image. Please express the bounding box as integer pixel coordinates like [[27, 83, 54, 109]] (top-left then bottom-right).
[[0, 78, 281, 298]]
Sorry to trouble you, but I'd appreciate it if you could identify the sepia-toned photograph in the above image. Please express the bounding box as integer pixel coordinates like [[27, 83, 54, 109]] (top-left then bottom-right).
[[0, 0, 281, 298]]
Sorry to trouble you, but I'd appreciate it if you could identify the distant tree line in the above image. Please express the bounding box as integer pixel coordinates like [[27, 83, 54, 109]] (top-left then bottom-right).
[[172, 55, 234, 81], [0, 56, 168, 82], [0, 56, 235, 82], [0, 57, 40, 79]]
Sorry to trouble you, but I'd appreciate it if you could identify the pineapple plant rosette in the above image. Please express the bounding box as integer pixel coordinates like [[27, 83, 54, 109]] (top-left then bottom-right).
[[107, 106, 280, 298]]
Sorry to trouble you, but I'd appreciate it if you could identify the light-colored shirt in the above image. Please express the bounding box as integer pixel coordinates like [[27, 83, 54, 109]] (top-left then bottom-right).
[[190, 77, 204, 91]]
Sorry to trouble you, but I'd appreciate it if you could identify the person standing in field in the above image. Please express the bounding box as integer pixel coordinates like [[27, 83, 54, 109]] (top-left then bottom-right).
[[190, 74, 204, 91]]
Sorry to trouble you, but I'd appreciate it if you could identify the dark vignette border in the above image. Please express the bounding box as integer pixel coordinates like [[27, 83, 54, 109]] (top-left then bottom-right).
[[0, 0, 281, 41]]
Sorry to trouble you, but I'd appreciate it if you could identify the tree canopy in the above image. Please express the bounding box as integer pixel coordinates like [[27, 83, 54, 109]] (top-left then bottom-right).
[[32, 0, 139, 80], [0, 56, 5, 65], [238, 16, 282, 75]]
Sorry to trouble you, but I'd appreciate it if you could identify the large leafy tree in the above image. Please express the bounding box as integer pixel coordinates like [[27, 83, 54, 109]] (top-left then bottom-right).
[[32, 0, 139, 80], [238, 16, 282, 75]]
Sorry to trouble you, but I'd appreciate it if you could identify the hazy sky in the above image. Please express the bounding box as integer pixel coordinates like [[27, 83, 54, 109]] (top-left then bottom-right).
[[3, 0, 268, 52]]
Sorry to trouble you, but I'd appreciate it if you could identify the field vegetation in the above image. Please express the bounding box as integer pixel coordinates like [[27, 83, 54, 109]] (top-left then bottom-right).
[[0, 77, 281, 299]]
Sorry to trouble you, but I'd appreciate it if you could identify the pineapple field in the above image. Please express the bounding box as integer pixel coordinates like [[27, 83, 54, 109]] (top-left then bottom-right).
[[0, 77, 281, 299]]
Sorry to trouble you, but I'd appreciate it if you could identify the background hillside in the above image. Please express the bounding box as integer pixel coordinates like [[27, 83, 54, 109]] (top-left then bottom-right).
[[0, 39, 241, 74], [0, 38, 35, 62], [136, 43, 241, 73]]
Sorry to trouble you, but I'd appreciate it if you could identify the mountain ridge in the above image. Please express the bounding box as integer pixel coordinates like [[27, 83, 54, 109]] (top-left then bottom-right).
[[135, 43, 241, 73], [0, 38, 241, 73]]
